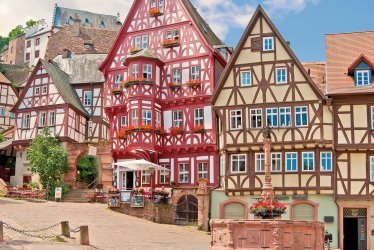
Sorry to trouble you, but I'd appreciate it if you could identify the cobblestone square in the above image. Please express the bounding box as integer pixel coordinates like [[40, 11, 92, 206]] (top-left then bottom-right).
[[0, 198, 210, 250]]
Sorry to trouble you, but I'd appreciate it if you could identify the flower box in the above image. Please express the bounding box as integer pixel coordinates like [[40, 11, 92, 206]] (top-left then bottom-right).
[[170, 127, 184, 136], [162, 39, 180, 48], [122, 78, 154, 88], [112, 87, 123, 94], [155, 127, 165, 135], [192, 125, 205, 133], [130, 48, 142, 54], [108, 188, 120, 195], [167, 82, 181, 90], [132, 187, 144, 194], [139, 125, 154, 132], [249, 198, 287, 219], [148, 7, 162, 17], [186, 80, 202, 87]]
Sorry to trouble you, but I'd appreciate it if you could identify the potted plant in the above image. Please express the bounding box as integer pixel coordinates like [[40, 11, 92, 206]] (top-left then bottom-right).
[[139, 125, 154, 132], [148, 7, 162, 17], [112, 87, 123, 94], [249, 198, 287, 219], [108, 188, 120, 195], [186, 80, 202, 87], [130, 47, 142, 54], [167, 82, 181, 90], [162, 39, 180, 48], [192, 125, 205, 133], [170, 127, 184, 136], [132, 187, 144, 194]]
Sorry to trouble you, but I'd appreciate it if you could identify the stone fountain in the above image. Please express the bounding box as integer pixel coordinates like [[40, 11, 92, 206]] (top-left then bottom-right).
[[210, 126, 324, 250]]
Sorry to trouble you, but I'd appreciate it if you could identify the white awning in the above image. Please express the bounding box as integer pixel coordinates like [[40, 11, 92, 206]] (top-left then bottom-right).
[[113, 159, 169, 171], [0, 139, 13, 150]]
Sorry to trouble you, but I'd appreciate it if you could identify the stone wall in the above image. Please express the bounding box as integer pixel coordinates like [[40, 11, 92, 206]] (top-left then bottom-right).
[[111, 202, 174, 224]]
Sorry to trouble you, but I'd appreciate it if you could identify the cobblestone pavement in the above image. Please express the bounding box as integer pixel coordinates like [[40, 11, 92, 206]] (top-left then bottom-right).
[[0, 198, 210, 250]]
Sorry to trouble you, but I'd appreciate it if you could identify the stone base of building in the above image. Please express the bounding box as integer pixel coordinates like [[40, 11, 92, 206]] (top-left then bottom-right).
[[210, 219, 324, 250], [111, 202, 174, 224]]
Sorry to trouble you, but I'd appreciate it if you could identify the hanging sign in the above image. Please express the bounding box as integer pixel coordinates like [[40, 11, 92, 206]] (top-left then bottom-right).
[[88, 146, 97, 156]]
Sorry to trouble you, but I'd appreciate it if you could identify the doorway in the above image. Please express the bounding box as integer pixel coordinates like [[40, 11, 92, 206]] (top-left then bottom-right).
[[121, 171, 135, 190], [343, 208, 367, 250], [174, 195, 198, 225]]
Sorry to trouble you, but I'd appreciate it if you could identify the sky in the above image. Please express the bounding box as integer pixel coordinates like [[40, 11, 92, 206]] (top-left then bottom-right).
[[0, 0, 374, 62]]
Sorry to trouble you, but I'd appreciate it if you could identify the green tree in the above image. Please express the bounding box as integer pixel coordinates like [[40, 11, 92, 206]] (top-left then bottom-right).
[[0, 36, 9, 52], [77, 155, 97, 184], [25, 19, 37, 29], [0, 133, 4, 143], [27, 128, 68, 188], [8, 25, 24, 39]]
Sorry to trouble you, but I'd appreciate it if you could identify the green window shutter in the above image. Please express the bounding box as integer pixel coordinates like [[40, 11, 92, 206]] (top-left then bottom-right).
[[224, 203, 246, 219], [292, 203, 315, 221]]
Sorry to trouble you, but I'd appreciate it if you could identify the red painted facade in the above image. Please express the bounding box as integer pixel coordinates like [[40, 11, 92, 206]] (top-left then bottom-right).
[[100, 0, 229, 189]]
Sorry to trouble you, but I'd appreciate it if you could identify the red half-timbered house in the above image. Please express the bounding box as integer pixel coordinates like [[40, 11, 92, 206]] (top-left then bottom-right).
[[100, 0, 229, 193]]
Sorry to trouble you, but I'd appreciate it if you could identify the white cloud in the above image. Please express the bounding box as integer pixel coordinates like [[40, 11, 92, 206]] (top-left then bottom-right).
[[262, 0, 319, 16]]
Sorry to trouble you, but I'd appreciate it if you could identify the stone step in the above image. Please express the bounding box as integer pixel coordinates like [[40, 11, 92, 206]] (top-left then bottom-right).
[[62, 189, 96, 203]]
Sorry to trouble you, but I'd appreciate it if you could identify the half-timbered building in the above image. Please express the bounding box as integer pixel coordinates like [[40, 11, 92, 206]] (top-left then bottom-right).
[[100, 0, 229, 212]]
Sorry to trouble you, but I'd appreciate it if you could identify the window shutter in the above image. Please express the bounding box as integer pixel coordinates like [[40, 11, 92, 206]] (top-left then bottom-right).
[[224, 203, 246, 219], [251, 37, 261, 52], [292, 203, 315, 221]]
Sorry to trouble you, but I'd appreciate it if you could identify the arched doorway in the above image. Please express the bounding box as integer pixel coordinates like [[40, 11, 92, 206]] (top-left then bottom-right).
[[174, 195, 198, 225], [76, 154, 99, 188]]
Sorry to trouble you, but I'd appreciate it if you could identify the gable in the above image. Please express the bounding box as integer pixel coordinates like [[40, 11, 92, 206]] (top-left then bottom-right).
[[212, 5, 324, 106]]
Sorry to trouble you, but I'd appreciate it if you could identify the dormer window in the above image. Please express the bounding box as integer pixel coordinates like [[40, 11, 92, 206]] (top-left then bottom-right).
[[355, 69, 371, 86], [263, 37, 274, 51]]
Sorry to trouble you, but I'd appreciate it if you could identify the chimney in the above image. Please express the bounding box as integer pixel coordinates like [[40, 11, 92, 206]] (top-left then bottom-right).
[[115, 12, 122, 32], [73, 18, 81, 36]]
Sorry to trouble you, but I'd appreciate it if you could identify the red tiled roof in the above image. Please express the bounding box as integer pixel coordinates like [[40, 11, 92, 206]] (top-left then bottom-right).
[[326, 31, 374, 95], [0, 72, 11, 84], [302, 62, 326, 94], [45, 25, 118, 60]]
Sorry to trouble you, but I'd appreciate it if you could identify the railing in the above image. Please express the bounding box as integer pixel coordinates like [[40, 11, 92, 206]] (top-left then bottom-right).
[[85, 177, 101, 189]]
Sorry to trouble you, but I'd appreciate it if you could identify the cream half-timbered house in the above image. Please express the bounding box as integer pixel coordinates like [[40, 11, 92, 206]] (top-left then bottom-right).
[[210, 6, 339, 248]]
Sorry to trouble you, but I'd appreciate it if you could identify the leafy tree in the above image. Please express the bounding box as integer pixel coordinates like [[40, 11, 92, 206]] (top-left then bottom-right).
[[27, 128, 68, 188], [8, 25, 23, 39], [0, 36, 9, 52], [25, 19, 37, 29], [0, 19, 36, 52], [77, 155, 97, 184], [0, 133, 4, 143]]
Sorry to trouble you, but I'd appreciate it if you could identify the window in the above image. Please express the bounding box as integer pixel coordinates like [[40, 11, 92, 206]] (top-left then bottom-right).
[[166, 29, 179, 40], [26, 53, 30, 61], [231, 154, 246, 173], [75, 116, 80, 130], [250, 109, 262, 128], [263, 37, 274, 51], [150, 0, 156, 8], [178, 163, 189, 183], [83, 91, 92, 106], [286, 153, 297, 172], [0, 107, 4, 117], [10, 112, 16, 119], [26, 40, 31, 48], [39, 112, 46, 127], [320, 152, 332, 171], [115, 74, 123, 88], [276, 68, 287, 84], [173, 110, 183, 127], [23, 114, 30, 128], [42, 86, 47, 94], [271, 153, 282, 172], [230, 110, 242, 130], [266, 108, 278, 127], [84, 18, 90, 25], [35, 50, 40, 58], [143, 64, 152, 79], [371, 157, 374, 182], [255, 153, 265, 172], [194, 108, 204, 126], [292, 203, 316, 221], [160, 164, 169, 184], [241, 71, 252, 86], [198, 162, 208, 179], [48, 111, 55, 126], [142, 170, 151, 184], [279, 107, 291, 127], [172, 68, 181, 84], [135, 36, 141, 49], [191, 66, 200, 80], [131, 109, 138, 125], [356, 70, 371, 86], [132, 64, 139, 78], [372, 107, 374, 129], [295, 106, 308, 126], [120, 116, 127, 127], [35, 38, 40, 46], [34, 87, 40, 95], [142, 34, 148, 49], [223, 202, 246, 219], [100, 21, 105, 28], [155, 112, 161, 128], [159, 0, 164, 9], [142, 109, 152, 125], [302, 152, 314, 171]]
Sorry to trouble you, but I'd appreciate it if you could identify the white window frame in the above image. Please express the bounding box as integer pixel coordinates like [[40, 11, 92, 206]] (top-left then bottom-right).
[[132, 64, 139, 78], [135, 36, 141, 49], [115, 74, 123, 88], [271, 152, 282, 172], [166, 30, 172, 40], [356, 69, 371, 86], [240, 71, 252, 86], [255, 153, 265, 172], [371, 106, 374, 129], [263, 37, 274, 51], [197, 162, 208, 179], [295, 106, 308, 127], [279, 107, 291, 127], [142, 170, 151, 184], [230, 110, 242, 130], [191, 66, 200, 80], [172, 68, 181, 84], [173, 110, 183, 127], [266, 108, 278, 127], [42, 85, 47, 94], [178, 163, 189, 183], [155, 112, 161, 128], [39, 112, 46, 127], [150, 0, 156, 8], [48, 111, 55, 126], [0, 107, 4, 117], [160, 164, 169, 184], [250, 108, 262, 129], [143, 64, 152, 79], [302, 152, 315, 172], [23, 114, 30, 128], [230, 154, 246, 173], [142, 109, 152, 125], [159, 0, 164, 9], [194, 108, 204, 126], [83, 91, 92, 107], [320, 152, 333, 172], [276, 67, 287, 84], [370, 156, 374, 182], [142, 34, 148, 49], [34, 86, 40, 95], [120, 116, 127, 127], [131, 109, 138, 126], [285, 152, 298, 172]]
